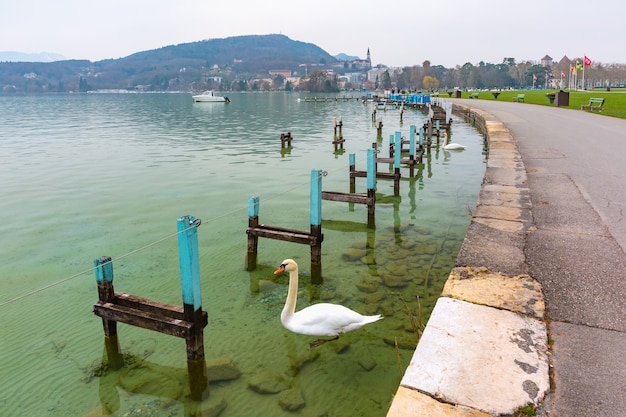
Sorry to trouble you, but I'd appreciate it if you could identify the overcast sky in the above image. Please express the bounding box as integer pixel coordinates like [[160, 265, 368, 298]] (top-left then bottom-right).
[[1, 0, 624, 67]]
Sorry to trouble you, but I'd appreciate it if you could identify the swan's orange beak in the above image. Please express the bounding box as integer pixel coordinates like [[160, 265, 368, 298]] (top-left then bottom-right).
[[274, 264, 286, 275]]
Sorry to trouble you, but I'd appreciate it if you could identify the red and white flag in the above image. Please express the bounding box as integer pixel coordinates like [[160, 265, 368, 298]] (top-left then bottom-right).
[[584, 55, 592, 66]]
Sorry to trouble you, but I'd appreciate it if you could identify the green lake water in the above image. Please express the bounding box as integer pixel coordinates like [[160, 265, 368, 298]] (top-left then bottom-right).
[[0, 92, 485, 416]]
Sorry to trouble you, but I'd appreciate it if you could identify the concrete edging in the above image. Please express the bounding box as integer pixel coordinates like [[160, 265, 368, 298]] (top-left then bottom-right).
[[386, 104, 549, 417]]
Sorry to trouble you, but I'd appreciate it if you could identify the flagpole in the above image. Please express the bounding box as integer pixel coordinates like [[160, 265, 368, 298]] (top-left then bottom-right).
[[568, 65, 571, 90], [583, 54, 587, 90]]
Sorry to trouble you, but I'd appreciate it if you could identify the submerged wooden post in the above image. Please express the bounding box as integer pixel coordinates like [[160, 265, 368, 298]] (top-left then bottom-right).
[[177, 215, 208, 401], [246, 196, 260, 271], [366, 148, 376, 229], [310, 169, 323, 284], [376, 119, 383, 139], [94, 256, 124, 370]]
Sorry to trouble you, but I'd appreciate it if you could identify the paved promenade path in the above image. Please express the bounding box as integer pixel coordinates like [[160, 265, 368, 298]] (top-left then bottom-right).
[[454, 100, 626, 416], [387, 99, 625, 417]]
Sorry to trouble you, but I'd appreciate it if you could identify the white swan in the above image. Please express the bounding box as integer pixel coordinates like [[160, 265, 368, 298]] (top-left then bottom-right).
[[274, 259, 382, 347], [442, 142, 466, 150]]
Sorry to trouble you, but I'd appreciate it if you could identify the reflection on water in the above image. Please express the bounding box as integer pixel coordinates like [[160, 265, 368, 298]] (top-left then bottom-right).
[[0, 92, 485, 416]]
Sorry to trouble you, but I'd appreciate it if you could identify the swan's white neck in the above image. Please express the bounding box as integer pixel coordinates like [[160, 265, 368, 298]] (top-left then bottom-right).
[[281, 266, 299, 324]]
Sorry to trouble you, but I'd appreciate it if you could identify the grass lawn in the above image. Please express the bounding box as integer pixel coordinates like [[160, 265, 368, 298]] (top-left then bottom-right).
[[451, 89, 626, 119]]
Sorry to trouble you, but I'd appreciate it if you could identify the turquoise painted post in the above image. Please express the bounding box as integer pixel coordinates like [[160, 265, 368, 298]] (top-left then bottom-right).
[[409, 125, 416, 158], [247, 197, 260, 271], [310, 170, 322, 227], [419, 127, 424, 146], [349, 154, 356, 193], [367, 148, 376, 190], [95, 256, 113, 285], [177, 215, 202, 312], [394, 136, 401, 169], [366, 147, 376, 228], [248, 196, 259, 217], [310, 169, 323, 283], [393, 133, 401, 197], [436, 120, 440, 131], [395, 131, 401, 154]]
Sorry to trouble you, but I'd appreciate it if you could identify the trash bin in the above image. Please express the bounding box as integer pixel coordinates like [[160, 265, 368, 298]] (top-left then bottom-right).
[[455, 90, 462, 98], [555, 91, 569, 107]]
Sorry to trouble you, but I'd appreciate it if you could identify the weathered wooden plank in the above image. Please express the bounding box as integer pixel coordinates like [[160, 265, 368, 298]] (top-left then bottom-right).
[[321, 191, 370, 205], [247, 226, 319, 245], [93, 301, 194, 339], [113, 293, 208, 327]]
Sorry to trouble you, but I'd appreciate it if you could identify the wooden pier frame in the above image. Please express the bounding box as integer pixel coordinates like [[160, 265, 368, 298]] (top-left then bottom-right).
[[323, 148, 377, 228], [93, 215, 209, 401], [280, 132, 293, 148], [332, 117, 345, 150], [246, 170, 325, 283]]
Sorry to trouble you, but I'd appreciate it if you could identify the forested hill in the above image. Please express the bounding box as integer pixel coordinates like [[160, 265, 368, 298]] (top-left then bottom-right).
[[0, 34, 339, 92]]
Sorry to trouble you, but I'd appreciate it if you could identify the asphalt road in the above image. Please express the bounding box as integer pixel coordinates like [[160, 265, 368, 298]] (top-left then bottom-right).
[[451, 98, 626, 417]]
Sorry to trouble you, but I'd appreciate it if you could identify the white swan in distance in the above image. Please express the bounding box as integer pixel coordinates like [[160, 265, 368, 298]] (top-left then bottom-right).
[[442, 142, 466, 150], [274, 259, 382, 347]]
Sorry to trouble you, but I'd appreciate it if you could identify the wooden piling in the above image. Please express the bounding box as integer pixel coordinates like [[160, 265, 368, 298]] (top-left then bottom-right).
[[246, 197, 260, 271], [177, 215, 208, 401], [349, 153, 356, 193], [376, 120, 383, 139], [310, 169, 323, 284], [393, 135, 401, 197], [94, 256, 124, 370], [366, 148, 376, 228]]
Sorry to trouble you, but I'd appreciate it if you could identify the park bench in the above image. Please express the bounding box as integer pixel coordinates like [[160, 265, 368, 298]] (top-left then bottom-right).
[[512, 94, 525, 102], [581, 98, 604, 111], [469, 92, 479, 99]]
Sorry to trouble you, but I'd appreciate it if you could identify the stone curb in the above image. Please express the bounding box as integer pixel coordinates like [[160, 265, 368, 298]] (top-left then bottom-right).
[[386, 104, 549, 417]]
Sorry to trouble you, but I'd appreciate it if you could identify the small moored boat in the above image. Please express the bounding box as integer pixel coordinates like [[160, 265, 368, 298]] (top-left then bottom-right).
[[192, 91, 230, 103]]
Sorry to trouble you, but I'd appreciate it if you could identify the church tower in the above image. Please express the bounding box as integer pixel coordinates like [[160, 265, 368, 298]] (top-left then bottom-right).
[[367, 48, 371, 68]]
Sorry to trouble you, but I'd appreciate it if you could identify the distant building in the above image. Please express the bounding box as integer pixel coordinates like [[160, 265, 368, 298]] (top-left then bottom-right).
[[541, 55, 553, 67]]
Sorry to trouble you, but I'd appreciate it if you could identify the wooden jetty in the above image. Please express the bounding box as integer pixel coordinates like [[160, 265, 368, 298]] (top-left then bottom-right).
[[302, 96, 361, 102], [93, 215, 208, 401]]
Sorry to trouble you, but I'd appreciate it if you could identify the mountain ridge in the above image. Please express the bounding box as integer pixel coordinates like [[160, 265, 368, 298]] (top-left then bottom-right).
[[0, 34, 353, 92]]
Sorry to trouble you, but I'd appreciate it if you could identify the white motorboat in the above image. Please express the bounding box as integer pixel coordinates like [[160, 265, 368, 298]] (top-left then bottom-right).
[[192, 91, 230, 103]]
